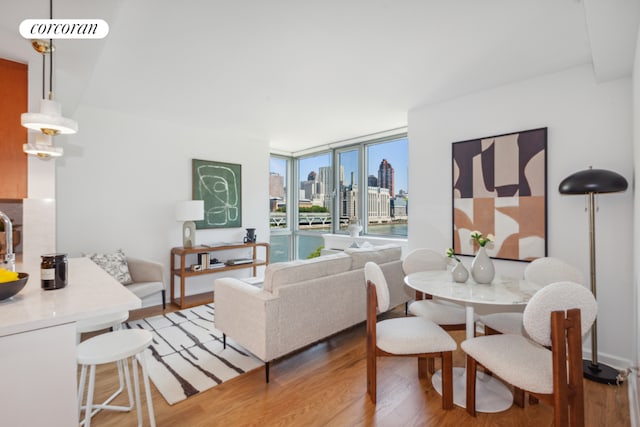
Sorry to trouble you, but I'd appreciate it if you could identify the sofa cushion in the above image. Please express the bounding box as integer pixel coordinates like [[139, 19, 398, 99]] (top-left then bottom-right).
[[263, 252, 352, 292], [86, 249, 133, 285], [345, 244, 402, 269]]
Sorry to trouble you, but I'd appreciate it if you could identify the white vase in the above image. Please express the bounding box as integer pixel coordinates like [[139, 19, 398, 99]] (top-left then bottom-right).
[[451, 261, 468, 283], [471, 246, 494, 284], [347, 223, 362, 237]]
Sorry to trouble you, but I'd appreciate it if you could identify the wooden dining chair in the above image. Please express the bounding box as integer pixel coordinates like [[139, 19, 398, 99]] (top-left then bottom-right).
[[365, 262, 456, 408], [481, 257, 584, 336], [461, 281, 597, 426], [403, 249, 468, 333]]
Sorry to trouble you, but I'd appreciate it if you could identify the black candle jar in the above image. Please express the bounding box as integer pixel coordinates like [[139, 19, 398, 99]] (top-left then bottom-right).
[[41, 253, 68, 290]]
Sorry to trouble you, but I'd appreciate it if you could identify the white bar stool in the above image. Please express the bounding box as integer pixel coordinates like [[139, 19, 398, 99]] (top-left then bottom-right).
[[76, 311, 129, 343], [76, 311, 130, 423], [77, 329, 156, 427]]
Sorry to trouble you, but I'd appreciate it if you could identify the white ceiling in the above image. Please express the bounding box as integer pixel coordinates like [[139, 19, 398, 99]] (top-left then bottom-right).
[[1, 0, 638, 153]]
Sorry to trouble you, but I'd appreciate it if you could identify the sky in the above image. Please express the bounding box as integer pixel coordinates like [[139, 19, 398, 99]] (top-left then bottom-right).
[[270, 137, 408, 195]]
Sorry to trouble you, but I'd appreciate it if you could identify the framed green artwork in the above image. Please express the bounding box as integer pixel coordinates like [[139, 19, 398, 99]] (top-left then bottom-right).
[[192, 159, 242, 229]]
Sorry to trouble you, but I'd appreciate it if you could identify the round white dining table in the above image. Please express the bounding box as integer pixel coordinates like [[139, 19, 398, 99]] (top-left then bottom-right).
[[404, 270, 543, 413]]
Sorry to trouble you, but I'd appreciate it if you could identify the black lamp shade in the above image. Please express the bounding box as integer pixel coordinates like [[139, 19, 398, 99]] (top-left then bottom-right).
[[558, 168, 628, 194]]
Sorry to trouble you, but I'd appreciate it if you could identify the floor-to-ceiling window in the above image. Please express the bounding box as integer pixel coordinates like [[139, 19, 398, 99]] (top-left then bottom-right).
[[365, 136, 408, 237], [297, 152, 332, 259], [269, 131, 408, 261], [336, 147, 360, 233], [269, 156, 290, 263]]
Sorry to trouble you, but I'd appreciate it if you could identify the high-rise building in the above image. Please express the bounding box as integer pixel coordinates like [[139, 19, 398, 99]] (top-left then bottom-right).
[[377, 159, 394, 197], [368, 175, 378, 187], [318, 166, 333, 208], [269, 172, 284, 199], [368, 186, 391, 222], [307, 171, 316, 182], [269, 172, 285, 212]]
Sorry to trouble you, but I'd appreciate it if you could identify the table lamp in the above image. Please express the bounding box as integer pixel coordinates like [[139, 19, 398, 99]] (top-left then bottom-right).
[[558, 166, 627, 385], [175, 200, 204, 248]]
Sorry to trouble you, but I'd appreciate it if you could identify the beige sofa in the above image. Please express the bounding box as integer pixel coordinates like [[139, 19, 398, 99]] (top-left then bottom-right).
[[214, 244, 411, 382]]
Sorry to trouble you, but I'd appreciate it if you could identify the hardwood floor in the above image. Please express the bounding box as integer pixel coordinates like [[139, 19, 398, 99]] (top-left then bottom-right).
[[81, 302, 631, 427]]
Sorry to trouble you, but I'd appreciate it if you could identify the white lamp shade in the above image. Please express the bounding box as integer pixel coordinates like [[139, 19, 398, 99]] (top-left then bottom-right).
[[21, 99, 78, 135], [176, 200, 204, 221], [23, 133, 63, 158]]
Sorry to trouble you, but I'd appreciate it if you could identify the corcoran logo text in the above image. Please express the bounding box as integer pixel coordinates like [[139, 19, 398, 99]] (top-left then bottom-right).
[[19, 19, 109, 39]]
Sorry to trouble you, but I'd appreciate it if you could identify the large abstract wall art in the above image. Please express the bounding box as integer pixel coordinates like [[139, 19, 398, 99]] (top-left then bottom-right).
[[192, 159, 242, 229], [452, 128, 547, 261]]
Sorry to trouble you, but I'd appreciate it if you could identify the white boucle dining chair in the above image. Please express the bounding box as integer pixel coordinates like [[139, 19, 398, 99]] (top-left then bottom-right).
[[403, 249, 468, 330], [461, 281, 597, 426], [365, 262, 456, 408], [480, 257, 584, 336]]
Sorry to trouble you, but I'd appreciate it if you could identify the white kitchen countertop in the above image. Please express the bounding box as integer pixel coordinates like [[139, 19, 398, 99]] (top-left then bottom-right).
[[0, 257, 141, 336]]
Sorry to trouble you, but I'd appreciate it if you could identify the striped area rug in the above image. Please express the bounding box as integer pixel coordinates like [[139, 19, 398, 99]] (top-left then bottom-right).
[[125, 303, 262, 405]]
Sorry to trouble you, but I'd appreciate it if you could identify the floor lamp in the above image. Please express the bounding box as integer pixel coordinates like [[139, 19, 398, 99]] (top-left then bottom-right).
[[558, 166, 628, 385]]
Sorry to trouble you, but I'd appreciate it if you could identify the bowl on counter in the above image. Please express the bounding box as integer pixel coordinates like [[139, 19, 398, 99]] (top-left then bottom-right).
[[0, 272, 28, 301]]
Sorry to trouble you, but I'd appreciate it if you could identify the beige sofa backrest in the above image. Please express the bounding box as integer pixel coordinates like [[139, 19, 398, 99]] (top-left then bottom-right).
[[344, 244, 402, 269], [263, 252, 352, 292]]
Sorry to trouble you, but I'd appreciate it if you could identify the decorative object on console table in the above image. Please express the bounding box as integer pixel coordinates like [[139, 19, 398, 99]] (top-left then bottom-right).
[[452, 128, 547, 261], [192, 159, 242, 229], [198, 252, 209, 270], [225, 258, 253, 266], [559, 166, 628, 385], [244, 228, 257, 243], [176, 200, 204, 248], [210, 259, 225, 269]]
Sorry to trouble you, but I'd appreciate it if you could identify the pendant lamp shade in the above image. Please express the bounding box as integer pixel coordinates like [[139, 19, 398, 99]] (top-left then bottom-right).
[[558, 168, 628, 194], [23, 133, 63, 158], [22, 98, 78, 135]]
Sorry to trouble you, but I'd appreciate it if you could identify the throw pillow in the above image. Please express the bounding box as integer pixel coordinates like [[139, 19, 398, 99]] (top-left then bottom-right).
[[86, 249, 133, 285]]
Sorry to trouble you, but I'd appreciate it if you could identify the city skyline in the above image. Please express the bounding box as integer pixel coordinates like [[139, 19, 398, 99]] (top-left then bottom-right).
[[269, 137, 408, 195]]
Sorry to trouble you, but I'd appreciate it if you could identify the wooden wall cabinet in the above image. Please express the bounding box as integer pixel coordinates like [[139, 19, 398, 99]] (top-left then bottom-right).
[[0, 58, 28, 199]]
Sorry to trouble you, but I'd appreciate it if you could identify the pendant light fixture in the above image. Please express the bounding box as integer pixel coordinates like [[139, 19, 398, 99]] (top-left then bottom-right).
[[21, 0, 77, 158]]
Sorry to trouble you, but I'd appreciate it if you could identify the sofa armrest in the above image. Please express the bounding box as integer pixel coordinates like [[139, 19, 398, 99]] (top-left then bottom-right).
[[214, 277, 279, 362], [127, 257, 164, 285]]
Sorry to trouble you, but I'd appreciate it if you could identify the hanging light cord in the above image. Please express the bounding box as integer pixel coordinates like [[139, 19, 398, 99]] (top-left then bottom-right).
[[41, 53, 45, 99], [48, 0, 53, 99]]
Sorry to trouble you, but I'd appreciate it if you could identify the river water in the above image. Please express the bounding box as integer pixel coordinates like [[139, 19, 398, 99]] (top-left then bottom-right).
[[270, 223, 407, 262]]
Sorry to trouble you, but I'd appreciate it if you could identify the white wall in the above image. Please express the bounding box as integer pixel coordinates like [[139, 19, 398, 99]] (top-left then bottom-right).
[[408, 64, 634, 369], [55, 105, 270, 305], [633, 26, 640, 386]]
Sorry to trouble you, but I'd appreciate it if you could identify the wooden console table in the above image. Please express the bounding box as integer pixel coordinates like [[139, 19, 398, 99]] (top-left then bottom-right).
[[170, 242, 269, 308]]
